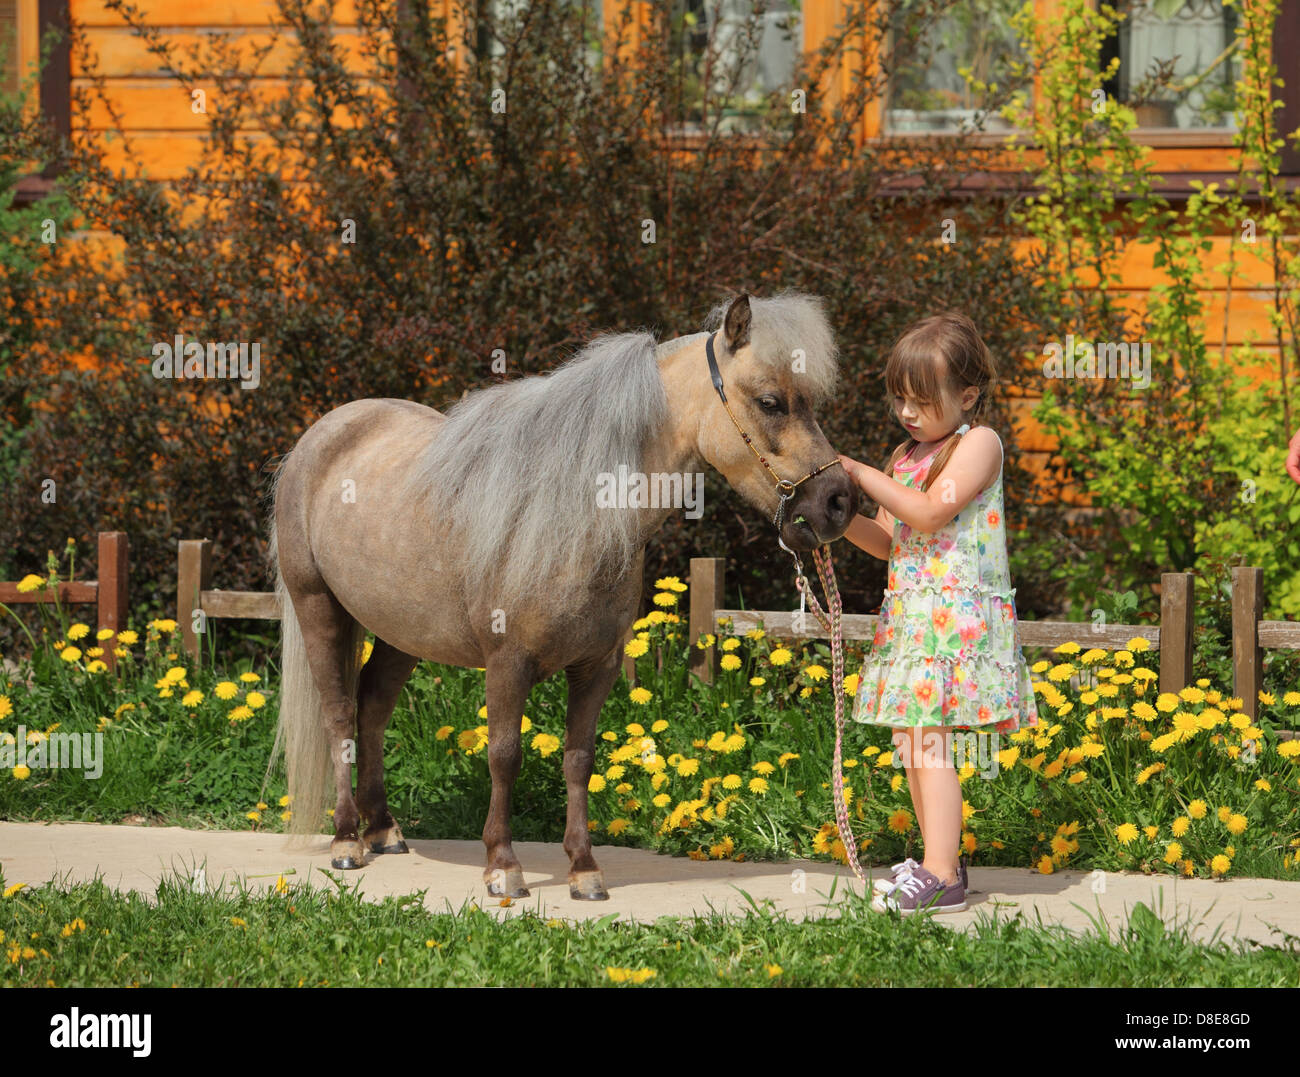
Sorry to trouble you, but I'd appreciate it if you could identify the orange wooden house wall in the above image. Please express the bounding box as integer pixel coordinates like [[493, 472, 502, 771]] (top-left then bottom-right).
[[13, 0, 1299, 496]]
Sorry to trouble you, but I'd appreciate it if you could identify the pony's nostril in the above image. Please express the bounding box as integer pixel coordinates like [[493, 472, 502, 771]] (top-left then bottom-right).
[[827, 491, 851, 522]]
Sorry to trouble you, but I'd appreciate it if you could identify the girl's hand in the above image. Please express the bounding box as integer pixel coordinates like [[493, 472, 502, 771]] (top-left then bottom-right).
[[837, 454, 863, 486], [1287, 427, 1300, 485]]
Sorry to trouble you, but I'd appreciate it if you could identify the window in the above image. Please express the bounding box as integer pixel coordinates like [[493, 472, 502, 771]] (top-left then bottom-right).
[[1109, 0, 1240, 129], [884, 0, 1027, 134], [669, 0, 803, 133]]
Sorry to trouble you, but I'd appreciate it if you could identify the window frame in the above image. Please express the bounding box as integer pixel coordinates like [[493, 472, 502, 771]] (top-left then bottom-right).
[[12, 0, 69, 205], [860, 0, 1300, 191]]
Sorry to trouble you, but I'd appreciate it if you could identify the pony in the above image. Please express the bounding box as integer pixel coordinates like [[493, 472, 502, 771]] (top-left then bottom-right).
[[267, 290, 857, 899]]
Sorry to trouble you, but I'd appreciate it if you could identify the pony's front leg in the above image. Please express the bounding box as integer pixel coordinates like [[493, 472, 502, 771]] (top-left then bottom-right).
[[562, 648, 623, 900], [481, 650, 537, 898]]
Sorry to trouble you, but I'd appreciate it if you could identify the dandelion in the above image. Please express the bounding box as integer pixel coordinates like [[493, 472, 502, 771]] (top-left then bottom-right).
[[1036, 856, 1054, 874], [246, 811, 261, 822], [629, 687, 653, 705], [239, 672, 260, 683], [1187, 799, 1207, 819], [720, 654, 742, 672], [1053, 641, 1081, 655], [607, 819, 630, 836], [59, 647, 82, 663], [1114, 823, 1139, 845], [768, 647, 793, 666], [804, 664, 829, 682], [887, 809, 912, 834], [1171, 816, 1190, 837], [3, 883, 26, 898], [1163, 843, 1182, 864], [214, 681, 238, 701], [229, 705, 254, 723], [15, 574, 44, 593], [748, 777, 768, 794], [67, 623, 90, 641], [652, 592, 677, 608], [588, 774, 606, 793], [181, 690, 203, 708], [12, 765, 30, 780], [1226, 813, 1247, 836], [624, 637, 649, 658], [117, 630, 139, 646], [1210, 854, 1231, 876], [246, 691, 266, 709]]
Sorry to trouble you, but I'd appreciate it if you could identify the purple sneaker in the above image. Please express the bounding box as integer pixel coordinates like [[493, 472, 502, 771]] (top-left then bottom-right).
[[871, 857, 921, 897], [871, 865, 966, 915]]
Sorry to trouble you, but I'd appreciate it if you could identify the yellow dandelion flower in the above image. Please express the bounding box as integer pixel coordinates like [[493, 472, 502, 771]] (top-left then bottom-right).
[[1188, 799, 1207, 819], [629, 687, 653, 705], [768, 648, 792, 666], [1114, 823, 1139, 845]]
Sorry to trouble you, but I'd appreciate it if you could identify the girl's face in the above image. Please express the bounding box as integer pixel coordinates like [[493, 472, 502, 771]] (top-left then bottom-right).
[[892, 379, 977, 443]]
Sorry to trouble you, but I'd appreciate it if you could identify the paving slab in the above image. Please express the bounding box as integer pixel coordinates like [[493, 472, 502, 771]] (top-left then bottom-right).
[[2, 821, 1297, 948]]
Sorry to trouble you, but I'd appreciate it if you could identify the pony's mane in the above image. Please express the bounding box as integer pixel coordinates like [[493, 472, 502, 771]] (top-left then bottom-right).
[[407, 291, 838, 609]]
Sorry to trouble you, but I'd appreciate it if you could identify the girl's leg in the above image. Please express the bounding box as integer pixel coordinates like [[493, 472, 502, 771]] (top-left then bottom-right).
[[895, 729, 926, 852], [914, 725, 961, 886]]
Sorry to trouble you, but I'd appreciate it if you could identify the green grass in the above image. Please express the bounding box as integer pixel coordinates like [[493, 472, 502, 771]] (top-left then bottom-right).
[[3, 868, 1298, 988]]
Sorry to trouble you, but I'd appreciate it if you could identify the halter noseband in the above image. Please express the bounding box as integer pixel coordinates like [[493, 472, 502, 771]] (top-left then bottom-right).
[[705, 330, 842, 560]]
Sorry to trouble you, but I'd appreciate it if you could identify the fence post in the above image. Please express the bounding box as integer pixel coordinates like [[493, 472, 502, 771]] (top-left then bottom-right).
[[1232, 566, 1263, 719], [178, 539, 212, 662], [1158, 572, 1193, 695], [95, 531, 129, 671], [689, 556, 724, 685]]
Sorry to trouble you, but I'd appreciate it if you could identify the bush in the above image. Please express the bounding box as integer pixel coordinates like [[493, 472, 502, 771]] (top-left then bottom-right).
[[1, 0, 1063, 632]]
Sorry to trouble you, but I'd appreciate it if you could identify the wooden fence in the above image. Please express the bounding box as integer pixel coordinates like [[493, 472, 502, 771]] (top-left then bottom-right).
[[0, 532, 130, 670], [168, 540, 1299, 721]]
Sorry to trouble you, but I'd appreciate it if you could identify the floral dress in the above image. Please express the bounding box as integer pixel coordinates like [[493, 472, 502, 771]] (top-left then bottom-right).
[[852, 428, 1039, 733]]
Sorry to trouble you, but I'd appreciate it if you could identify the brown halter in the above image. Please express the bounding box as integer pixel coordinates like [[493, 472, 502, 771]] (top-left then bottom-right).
[[705, 330, 842, 563]]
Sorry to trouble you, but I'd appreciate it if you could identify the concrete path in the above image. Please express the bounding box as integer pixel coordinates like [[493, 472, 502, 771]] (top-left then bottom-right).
[[2, 821, 1297, 948]]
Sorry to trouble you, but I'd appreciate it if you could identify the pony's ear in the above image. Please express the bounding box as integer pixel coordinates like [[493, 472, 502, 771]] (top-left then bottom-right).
[[723, 293, 752, 354]]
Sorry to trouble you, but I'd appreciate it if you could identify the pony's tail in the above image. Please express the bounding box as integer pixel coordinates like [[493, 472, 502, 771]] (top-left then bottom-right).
[[265, 525, 363, 851]]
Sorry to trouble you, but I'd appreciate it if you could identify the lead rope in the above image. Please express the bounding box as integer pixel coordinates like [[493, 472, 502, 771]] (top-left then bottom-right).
[[773, 493, 864, 885]]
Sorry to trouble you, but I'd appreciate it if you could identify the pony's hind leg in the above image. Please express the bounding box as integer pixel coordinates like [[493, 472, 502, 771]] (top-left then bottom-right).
[[291, 587, 367, 869], [355, 637, 419, 854]]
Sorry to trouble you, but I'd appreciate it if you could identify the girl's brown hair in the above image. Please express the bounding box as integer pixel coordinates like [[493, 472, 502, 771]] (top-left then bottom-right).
[[882, 311, 998, 492]]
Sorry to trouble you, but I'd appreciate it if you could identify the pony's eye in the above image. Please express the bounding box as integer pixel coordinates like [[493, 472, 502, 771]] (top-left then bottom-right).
[[757, 395, 784, 414]]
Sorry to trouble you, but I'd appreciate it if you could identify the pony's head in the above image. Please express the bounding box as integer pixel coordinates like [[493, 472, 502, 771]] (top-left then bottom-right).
[[695, 291, 858, 549]]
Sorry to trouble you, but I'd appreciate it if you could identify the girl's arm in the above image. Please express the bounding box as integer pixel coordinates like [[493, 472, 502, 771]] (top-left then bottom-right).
[[837, 427, 1002, 533], [841, 508, 892, 560]]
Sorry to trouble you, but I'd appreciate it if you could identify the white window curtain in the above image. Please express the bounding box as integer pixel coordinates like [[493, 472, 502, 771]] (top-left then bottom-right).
[[1119, 0, 1238, 129], [676, 0, 803, 113], [885, 0, 1025, 133]]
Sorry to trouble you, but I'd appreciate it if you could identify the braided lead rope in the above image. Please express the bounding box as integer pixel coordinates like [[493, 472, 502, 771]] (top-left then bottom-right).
[[772, 481, 864, 885]]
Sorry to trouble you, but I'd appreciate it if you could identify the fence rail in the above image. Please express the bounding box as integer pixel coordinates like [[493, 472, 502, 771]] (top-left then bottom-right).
[[0, 532, 129, 670], [0, 536, 1261, 722]]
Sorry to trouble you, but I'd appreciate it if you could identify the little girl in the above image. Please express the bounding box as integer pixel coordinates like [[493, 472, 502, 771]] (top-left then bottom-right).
[[836, 311, 1039, 915]]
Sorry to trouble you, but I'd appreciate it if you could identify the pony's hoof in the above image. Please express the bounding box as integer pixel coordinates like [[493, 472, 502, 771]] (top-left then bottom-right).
[[485, 868, 529, 899], [330, 839, 366, 870], [364, 824, 408, 855], [569, 872, 609, 901]]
